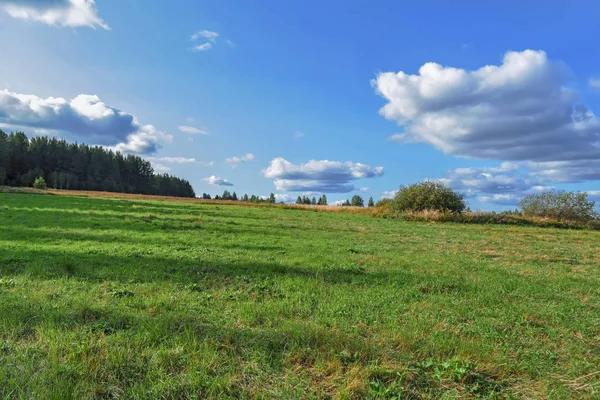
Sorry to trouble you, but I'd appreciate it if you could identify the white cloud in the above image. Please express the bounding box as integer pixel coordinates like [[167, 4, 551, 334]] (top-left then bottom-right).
[[374, 50, 600, 162], [478, 194, 521, 206], [178, 125, 209, 135], [147, 157, 213, 167], [440, 163, 560, 206], [147, 157, 197, 164], [193, 43, 212, 52], [203, 175, 233, 186], [525, 160, 600, 183], [588, 191, 600, 201], [381, 190, 398, 200], [274, 193, 293, 203], [359, 187, 369, 193], [590, 78, 600, 90], [0, 0, 109, 29], [293, 131, 305, 139], [263, 157, 383, 193], [0, 89, 170, 154], [152, 163, 171, 173], [331, 200, 348, 206], [192, 30, 218, 42], [226, 153, 255, 168], [225, 39, 235, 47]]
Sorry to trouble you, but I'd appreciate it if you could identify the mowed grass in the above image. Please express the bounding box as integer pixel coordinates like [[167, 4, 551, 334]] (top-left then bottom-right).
[[1, 193, 599, 399]]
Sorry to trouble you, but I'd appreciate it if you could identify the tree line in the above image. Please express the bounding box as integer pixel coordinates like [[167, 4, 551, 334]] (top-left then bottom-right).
[[201, 191, 279, 203], [0, 131, 195, 198]]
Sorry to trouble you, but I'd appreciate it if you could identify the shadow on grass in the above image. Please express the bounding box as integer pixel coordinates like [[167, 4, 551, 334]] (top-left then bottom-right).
[[0, 246, 416, 287]]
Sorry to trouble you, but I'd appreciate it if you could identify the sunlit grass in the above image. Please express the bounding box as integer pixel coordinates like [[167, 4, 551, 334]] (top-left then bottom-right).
[[1, 192, 599, 398]]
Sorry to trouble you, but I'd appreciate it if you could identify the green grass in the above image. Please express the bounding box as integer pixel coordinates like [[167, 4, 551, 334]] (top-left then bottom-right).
[[1, 192, 599, 399]]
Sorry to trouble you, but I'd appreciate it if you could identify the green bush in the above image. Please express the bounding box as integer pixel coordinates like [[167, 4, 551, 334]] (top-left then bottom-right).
[[393, 181, 466, 213], [519, 191, 598, 222], [32, 176, 47, 190]]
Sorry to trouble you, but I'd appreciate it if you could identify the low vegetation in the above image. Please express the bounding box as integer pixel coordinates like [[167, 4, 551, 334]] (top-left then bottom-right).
[[1, 191, 600, 398], [519, 191, 598, 222], [392, 181, 467, 214]]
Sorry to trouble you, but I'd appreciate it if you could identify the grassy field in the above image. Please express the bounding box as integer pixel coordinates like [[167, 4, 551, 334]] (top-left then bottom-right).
[[1, 192, 599, 399]]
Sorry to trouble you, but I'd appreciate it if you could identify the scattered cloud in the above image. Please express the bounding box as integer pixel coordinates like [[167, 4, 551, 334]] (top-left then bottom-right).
[[0, 89, 170, 154], [331, 200, 348, 206], [262, 157, 383, 193], [381, 190, 398, 199], [152, 163, 171, 173], [146, 157, 198, 164], [225, 39, 235, 47], [588, 191, 600, 201], [192, 30, 218, 42], [147, 157, 213, 172], [439, 163, 557, 205], [178, 125, 209, 135], [274, 193, 293, 203], [293, 131, 305, 139], [590, 78, 600, 90], [359, 187, 369, 193], [193, 43, 212, 52], [374, 50, 600, 163], [0, 0, 109, 29], [226, 153, 255, 168], [203, 175, 233, 186]]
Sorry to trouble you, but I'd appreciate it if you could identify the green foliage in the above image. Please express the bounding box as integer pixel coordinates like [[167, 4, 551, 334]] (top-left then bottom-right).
[[519, 191, 598, 222], [32, 176, 47, 190], [351, 195, 364, 207], [393, 181, 466, 213], [317, 194, 328, 206], [0, 130, 195, 197], [368, 197, 374, 207]]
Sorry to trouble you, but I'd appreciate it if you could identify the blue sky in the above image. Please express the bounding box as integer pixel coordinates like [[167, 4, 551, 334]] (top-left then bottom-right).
[[1, 0, 600, 208]]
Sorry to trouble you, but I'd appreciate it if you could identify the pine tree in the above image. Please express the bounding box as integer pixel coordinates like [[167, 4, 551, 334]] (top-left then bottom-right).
[[296, 196, 302, 204], [368, 197, 375, 207]]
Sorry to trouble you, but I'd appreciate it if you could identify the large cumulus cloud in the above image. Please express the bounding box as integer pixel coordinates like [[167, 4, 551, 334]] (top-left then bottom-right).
[[0, 0, 108, 29], [262, 157, 383, 193], [0, 89, 171, 154], [374, 50, 600, 163]]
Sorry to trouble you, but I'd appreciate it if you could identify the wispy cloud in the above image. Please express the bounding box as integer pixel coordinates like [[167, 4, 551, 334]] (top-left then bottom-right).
[[192, 30, 219, 42], [293, 131, 305, 139], [178, 126, 209, 135], [192, 43, 212, 52], [226, 153, 255, 168]]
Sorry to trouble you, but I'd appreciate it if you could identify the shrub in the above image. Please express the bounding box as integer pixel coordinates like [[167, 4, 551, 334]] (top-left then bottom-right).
[[393, 181, 466, 214], [519, 191, 598, 222], [32, 176, 47, 190]]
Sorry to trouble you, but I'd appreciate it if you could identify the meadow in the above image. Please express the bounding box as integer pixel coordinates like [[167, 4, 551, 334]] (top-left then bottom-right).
[[1, 191, 599, 399]]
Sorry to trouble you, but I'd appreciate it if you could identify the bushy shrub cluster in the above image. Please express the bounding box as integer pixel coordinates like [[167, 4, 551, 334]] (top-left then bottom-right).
[[392, 181, 466, 214], [519, 191, 598, 222]]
